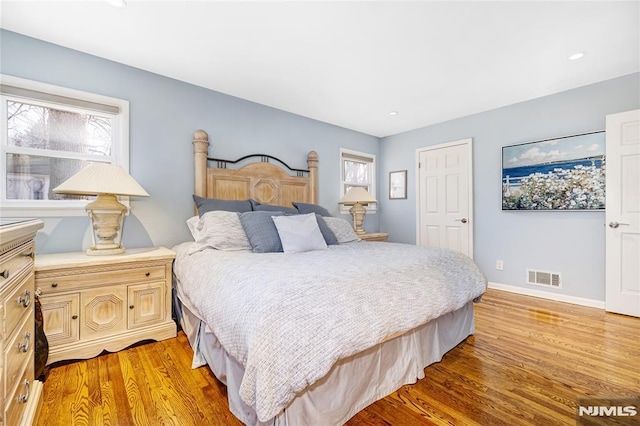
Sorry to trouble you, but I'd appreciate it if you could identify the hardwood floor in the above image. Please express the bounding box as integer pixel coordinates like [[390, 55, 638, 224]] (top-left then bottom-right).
[[36, 289, 639, 425]]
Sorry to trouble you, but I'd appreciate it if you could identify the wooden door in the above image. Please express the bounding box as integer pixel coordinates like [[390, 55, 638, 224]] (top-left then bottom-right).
[[606, 109, 640, 317], [127, 282, 165, 328], [417, 139, 473, 257]]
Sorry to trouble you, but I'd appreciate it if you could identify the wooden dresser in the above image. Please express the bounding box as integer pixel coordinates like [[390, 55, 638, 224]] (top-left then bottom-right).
[[35, 247, 177, 365], [0, 218, 44, 426]]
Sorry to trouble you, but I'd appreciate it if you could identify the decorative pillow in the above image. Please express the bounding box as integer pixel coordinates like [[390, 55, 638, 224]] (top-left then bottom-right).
[[271, 213, 328, 253], [193, 195, 252, 217], [187, 211, 252, 254], [315, 215, 338, 245], [293, 202, 332, 217], [186, 215, 201, 240], [249, 199, 298, 215], [323, 217, 361, 243], [238, 211, 285, 253]]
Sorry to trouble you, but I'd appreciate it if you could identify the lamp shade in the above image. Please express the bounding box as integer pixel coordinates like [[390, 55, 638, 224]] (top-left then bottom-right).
[[339, 187, 377, 205], [53, 163, 149, 196]]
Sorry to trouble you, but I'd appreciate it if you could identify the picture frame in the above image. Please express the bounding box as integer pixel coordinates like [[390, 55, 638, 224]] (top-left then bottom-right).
[[389, 170, 407, 199], [502, 130, 605, 210]]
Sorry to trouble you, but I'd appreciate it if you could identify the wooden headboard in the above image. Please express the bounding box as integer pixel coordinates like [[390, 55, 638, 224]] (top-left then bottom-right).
[[193, 130, 318, 208]]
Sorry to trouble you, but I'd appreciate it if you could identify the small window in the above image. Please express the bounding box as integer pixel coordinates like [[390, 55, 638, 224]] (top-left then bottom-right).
[[1, 75, 129, 216], [340, 148, 377, 213]]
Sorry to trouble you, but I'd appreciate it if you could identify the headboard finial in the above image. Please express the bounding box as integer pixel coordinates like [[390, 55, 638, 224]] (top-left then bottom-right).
[[193, 130, 210, 200]]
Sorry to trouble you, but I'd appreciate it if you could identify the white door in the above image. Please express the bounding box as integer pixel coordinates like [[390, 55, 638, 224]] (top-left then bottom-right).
[[417, 139, 473, 257], [606, 109, 640, 317]]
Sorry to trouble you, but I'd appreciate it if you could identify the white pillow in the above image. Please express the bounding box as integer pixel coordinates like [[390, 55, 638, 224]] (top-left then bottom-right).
[[271, 213, 328, 253], [322, 217, 361, 243], [187, 211, 252, 254]]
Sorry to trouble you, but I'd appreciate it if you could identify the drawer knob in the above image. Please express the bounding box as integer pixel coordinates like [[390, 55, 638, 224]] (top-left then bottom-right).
[[18, 380, 30, 403], [51, 282, 58, 288], [130, 305, 135, 309], [1, 269, 9, 279], [145, 272, 151, 277], [18, 331, 31, 353], [18, 290, 31, 308], [72, 315, 78, 320], [25, 252, 35, 259]]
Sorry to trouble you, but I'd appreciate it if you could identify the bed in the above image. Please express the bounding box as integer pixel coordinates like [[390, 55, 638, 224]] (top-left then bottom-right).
[[172, 130, 487, 425]]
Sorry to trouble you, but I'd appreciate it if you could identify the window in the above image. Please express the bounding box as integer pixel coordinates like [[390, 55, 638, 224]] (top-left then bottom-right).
[[339, 148, 376, 213], [1, 75, 129, 216]]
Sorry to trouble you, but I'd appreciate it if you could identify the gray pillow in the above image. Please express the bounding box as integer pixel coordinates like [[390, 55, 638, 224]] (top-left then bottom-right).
[[238, 211, 285, 253], [272, 213, 328, 253], [323, 217, 361, 243], [315, 215, 338, 245], [249, 199, 298, 215], [193, 195, 252, 216], [293, 202, 332, 217], [187, 211, 251, 254]]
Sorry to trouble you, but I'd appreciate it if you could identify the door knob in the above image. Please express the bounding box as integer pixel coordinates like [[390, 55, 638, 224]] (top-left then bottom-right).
[[455, 218, 468, 224], [609, 221, 630, 229]]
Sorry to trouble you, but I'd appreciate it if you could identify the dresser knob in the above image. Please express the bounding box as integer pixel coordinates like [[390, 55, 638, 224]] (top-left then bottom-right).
[[18, 380, 30, 403], [129, 305, 135, 309], [0, 269, 9, 279], [18, 290, 30, 308], [145, 272, 150, 277], [72, 315, 78, 320], [51, 282, 58, 288], [18, 332, 31, 353]]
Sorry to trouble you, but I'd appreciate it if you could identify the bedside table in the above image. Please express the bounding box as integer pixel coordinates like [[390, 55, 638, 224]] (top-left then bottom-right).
[[360, 233, 388, 242], [35, 247, 177, 365]]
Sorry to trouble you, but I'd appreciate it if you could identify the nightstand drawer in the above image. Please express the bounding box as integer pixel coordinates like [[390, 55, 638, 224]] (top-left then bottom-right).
[[4, 314, 34, 398], [2, 273, 34, 339], [37, 265, 166, 294], [0, 242, 34, 288]]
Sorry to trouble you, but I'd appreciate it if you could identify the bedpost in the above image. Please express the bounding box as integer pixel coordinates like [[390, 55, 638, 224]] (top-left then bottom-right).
[[307, 151, 318, 204], [193, 130, 209, 200]]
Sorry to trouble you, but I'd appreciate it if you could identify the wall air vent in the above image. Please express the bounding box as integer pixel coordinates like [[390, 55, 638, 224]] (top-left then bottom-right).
[[526, 269, 562, 288]]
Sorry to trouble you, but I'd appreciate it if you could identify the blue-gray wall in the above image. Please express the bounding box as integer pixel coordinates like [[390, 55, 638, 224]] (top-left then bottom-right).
[[3, 29, 638, 303], [0, 30, 380, 253], [379, 73, 640, 302]]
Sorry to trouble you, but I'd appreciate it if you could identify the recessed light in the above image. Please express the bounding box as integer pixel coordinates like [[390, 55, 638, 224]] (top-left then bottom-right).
[[389, 111, 398, 116], [107, 0, 127, 8], [568, 52, 585, 61]]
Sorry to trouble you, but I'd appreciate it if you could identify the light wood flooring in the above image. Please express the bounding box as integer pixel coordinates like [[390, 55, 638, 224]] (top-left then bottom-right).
[[36, 289, 639, 425]]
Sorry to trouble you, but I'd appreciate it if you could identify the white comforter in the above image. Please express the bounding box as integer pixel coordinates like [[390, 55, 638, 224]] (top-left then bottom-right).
[[173, 241, 487, 422]]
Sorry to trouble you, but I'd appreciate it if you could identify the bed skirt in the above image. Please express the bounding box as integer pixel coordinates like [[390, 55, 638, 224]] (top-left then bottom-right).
[[174, 292, 475, 426]]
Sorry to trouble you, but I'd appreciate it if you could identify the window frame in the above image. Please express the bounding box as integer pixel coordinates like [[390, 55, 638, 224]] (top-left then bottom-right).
[[0, 74, 130, 217], [339, 147, 377, 214]]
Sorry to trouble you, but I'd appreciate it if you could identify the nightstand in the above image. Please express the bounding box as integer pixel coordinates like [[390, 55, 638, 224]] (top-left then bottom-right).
[[359, 233, 389, 242], [34, 247, 177, 365]]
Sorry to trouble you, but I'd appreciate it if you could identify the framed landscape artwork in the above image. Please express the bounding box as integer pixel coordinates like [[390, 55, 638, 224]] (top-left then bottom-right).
[[502, 131, 605, 210]]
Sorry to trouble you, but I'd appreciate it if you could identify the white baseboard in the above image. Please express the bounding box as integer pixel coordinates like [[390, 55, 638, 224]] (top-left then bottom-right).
[[488, 282, 605, 309]]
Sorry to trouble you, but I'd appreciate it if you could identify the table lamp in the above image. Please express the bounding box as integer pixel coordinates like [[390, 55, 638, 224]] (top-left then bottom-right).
[[53, 163, 149, 255], [338, 187, 377, 235]]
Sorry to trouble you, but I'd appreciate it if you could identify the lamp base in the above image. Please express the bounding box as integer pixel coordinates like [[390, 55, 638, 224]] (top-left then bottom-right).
[[86, 247, 125, 256], [86, 194, 128, 256], [349, 202, 367, 235]]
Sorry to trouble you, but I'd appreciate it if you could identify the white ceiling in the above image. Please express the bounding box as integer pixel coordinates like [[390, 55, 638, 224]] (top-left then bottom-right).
[[1, 1, 638, 137]]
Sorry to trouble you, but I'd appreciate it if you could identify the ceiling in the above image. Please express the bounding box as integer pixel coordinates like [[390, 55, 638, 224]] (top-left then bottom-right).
[[1, 1, 638, 138]]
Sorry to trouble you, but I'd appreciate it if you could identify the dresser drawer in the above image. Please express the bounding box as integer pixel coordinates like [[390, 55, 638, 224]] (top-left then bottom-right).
[[4, 314, 34, 398], [4, 359, 33, 426], [2, 272, 33, 339], [37, 265, 166, 294], [0, 242, 34, 288]]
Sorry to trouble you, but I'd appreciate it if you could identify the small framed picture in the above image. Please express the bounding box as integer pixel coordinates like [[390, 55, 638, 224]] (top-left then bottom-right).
[[389, 170, 407, 199]]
